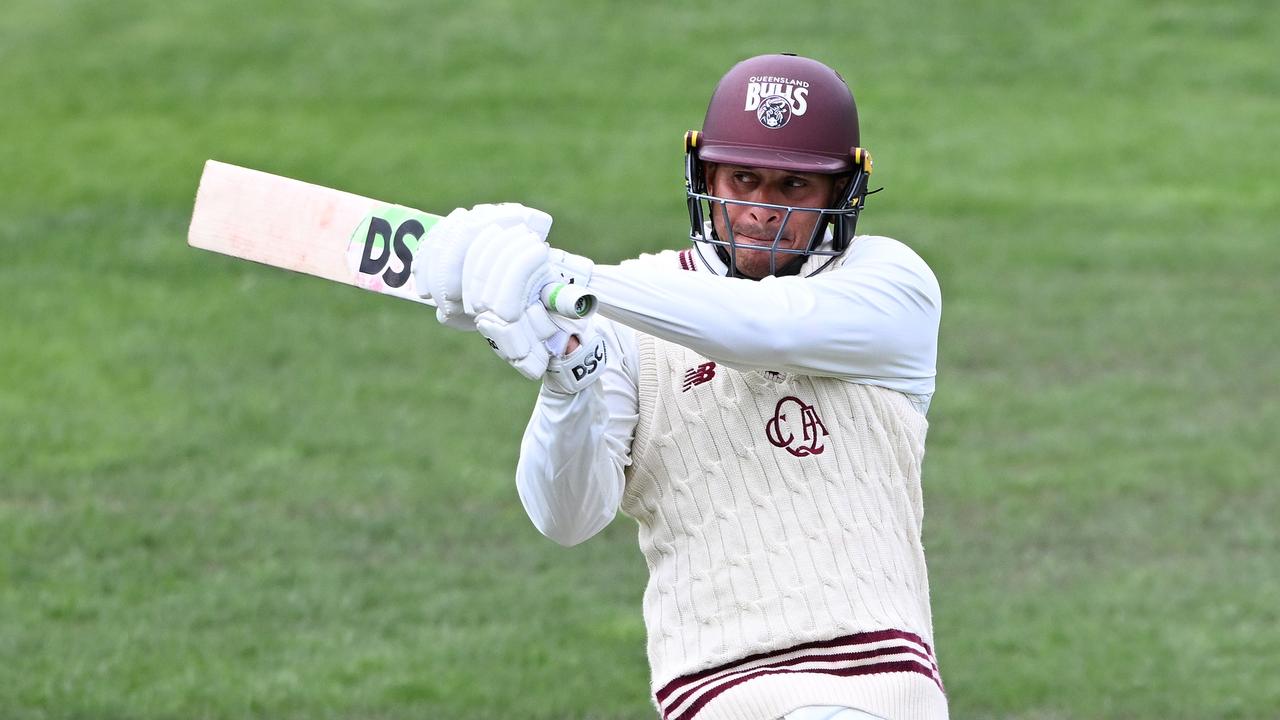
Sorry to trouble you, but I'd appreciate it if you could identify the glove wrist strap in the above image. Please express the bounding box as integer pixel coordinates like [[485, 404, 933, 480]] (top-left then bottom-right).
[[543, 332, 608, 394]]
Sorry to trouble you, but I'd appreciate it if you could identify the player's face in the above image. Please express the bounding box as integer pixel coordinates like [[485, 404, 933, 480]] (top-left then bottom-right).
[[705, 163, 839, 278]]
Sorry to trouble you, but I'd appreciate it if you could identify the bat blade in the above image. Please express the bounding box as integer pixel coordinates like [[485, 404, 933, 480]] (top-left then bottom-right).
[[188, 159, 438, 305], [187, 159, 596, 318]]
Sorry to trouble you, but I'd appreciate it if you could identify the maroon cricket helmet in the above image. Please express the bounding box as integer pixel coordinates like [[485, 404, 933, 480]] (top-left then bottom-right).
[[684, 54, 875, 278], [698, 53, 861, 173]]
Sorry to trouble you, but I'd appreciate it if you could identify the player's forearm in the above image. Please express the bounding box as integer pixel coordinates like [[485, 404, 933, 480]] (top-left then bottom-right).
[[516, 384, 628, 546], [589, 260, 939, 380]]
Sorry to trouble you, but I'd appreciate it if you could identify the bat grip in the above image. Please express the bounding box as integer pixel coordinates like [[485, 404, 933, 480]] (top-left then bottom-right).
[[540, 282, 596, 319]]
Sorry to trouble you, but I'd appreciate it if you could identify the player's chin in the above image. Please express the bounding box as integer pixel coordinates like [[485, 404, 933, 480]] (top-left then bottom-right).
[[731, 247, 787, 278]]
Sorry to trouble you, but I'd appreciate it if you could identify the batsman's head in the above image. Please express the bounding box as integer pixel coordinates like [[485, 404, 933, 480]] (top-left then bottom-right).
[[684, 53, 874, 279]]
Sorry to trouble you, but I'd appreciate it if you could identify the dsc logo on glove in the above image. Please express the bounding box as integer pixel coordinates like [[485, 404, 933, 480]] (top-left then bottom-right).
[[571, 342, 607, 381]]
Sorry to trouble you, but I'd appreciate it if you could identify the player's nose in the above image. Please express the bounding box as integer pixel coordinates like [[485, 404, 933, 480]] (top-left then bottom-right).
[[746, 203, 781, 227]]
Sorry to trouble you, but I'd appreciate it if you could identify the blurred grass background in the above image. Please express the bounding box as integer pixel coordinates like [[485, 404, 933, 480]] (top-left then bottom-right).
[[1, 1, 1277, 718]]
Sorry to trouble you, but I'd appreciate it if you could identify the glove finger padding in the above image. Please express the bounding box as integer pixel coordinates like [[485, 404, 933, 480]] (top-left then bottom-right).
[[426, 225, 475, 326], [413, 207, 466, 299], [435, 310, 477, 332], [414, 204, 553, 328], [474, 310, 555, 381], [462, 225, 552, 322], [413, 209, 479, 328], [524, 302, 570, 357], [470, 203, 553, 239]]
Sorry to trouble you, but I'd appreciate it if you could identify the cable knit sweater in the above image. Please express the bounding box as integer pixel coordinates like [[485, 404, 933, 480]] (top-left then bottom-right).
[[621, 333, 947, 720]]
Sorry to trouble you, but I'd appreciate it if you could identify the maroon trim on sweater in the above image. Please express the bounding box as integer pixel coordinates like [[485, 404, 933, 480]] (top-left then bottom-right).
[[655, 628, 943, 720], [672, 660, 936, 720], [678, 249, 696, 271]]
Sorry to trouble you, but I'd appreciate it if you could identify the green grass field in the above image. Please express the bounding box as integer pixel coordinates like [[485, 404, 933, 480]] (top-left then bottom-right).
[[2, 1, 1277, 718]]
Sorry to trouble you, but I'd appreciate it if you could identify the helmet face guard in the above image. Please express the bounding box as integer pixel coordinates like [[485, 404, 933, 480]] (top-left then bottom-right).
[[684, 131, 873, 278], [683, 54, 874, 278]]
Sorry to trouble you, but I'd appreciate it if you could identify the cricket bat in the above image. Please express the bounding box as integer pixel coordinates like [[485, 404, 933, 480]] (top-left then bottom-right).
[[187, 160, 594, 318]]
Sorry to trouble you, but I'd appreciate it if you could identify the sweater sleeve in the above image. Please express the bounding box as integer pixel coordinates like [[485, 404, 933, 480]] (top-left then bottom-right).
[[514, 317, 639, 546], [590, 236, 941, 398]]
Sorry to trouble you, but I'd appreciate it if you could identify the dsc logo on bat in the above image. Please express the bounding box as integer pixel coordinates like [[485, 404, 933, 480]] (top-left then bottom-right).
[[356, 215, 423, 288], [346, 206, 439, 302]]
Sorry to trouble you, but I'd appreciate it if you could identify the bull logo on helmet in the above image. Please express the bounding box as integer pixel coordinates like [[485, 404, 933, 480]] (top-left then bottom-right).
[[756, 95, 792, 129]]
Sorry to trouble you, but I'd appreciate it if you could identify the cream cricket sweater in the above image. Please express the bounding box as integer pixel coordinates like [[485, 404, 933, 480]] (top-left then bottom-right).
[[621, 333, 947, 720]]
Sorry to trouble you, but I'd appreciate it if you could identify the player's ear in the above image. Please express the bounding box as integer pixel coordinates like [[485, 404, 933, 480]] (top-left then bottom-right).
[[830, 174, 851, 204], [703, 162, 720, 194]]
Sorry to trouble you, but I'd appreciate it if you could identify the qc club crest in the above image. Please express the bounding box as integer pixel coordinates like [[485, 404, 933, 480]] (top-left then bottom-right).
[[765, 395, 829, 457], [744, 75, 810, 129]]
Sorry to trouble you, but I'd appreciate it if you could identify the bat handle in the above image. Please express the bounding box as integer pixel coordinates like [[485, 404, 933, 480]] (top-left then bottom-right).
[[540, 282, 596, 319]]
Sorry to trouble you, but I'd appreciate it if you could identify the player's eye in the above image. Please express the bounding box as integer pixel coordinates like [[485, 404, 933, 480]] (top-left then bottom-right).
[[732, 172, 757, 185]]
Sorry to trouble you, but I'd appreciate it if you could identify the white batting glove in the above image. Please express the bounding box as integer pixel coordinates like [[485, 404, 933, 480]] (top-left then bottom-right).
[[543, 328, 609, 394], [413, 203, 553, 330], [476, 302, 608, 385], [474, 303, 561, 380], [548, 247, 594, 290], [460, 224, 557, 322]]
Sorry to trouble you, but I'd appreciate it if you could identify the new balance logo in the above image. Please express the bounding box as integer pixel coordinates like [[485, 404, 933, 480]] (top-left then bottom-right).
[[682, 362, 716, 392]]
